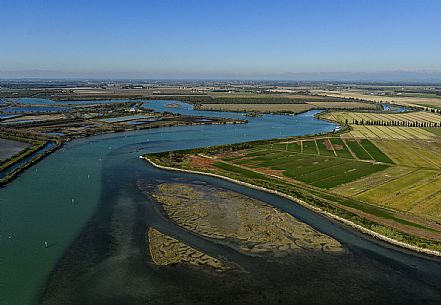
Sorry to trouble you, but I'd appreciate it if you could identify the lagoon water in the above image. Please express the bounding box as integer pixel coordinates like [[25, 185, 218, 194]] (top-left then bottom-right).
[[1, 100, 440, 305]]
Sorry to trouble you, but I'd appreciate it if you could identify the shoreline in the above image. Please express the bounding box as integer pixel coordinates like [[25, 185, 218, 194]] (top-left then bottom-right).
[[0, 118, 246, 186], [143, 156, 441, 258]]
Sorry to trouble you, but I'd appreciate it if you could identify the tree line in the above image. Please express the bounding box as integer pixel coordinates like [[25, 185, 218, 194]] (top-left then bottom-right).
[[347, 118, 441, 128]]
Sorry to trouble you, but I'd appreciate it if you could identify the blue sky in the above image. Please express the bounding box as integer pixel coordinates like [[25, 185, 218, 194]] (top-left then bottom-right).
[[1, 0, 441, 78]]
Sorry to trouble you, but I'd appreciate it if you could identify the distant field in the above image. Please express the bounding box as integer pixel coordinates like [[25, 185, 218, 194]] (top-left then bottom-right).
[[306, 101, 377, 109], [342, 125, 435, 140], [208, 92, 346, 102], [313, 90, 441, 109], [323, 110, 441, 139], [197, 103, 314, 113], [197, 101, 377, 113], [324, 110, 441, 125]]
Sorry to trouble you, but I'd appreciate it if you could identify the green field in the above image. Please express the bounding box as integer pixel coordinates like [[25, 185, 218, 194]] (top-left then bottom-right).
[[344, 139, 372, 160], [424, 127, 441, 136], [226, 141, 389, 189], [270, 138, 393, 163], [358, 139, 393, 163], [211, 136, 440, 224]]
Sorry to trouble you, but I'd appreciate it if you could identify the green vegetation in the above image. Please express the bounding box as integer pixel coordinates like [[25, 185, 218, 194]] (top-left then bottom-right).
[[359, 139, 393, 163], [329, 138, 353, 159], [228, 145, 389, 189], [344, 139, 372, 160], [317, 139, 335, 156], [424, 127, 441, 136], [301, 140, 318, 154]]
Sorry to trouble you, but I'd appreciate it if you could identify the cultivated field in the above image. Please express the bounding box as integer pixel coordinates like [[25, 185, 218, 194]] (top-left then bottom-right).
[[305, 101, 377, 109], [220, 137, 391, 189], [372, 140, 441, 168], [313, 90, 441, 109], [333, 137, 441, 223], [325, 110, 441, 125], [197, 101, 377, 113], [342, 125, 436, 140], [322, 110, 441, 139], [197, 103, 314, 114]]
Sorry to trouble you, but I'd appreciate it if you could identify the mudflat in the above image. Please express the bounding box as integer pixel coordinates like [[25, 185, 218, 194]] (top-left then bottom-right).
[[150, 183, 343, 256]]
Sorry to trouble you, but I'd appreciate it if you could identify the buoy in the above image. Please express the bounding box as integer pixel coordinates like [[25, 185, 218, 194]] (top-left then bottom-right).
[[44, 241, 48, 248], [71, 198, 75, 204]]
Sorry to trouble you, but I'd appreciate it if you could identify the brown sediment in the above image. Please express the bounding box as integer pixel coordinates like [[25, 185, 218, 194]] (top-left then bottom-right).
[[188, 155, 216, 170], [149, 183, 343, 257], [147, 227, 232, 272]]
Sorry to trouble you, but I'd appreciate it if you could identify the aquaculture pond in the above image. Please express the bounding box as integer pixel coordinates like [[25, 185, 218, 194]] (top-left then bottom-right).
[[2, 106, 70, 113], [0, 100, 440, 305], [0, 142, 57, 180]]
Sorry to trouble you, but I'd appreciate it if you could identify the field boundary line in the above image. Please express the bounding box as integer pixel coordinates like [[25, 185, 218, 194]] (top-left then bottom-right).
[[357, 139, 376, 160], [394, 140, 440, 169], [314, 139, 320, 155], [328, 138, 338, 156], [404, 175, 441, 213], [368, 170, 440, 206], [341, 138, 358, 159], [352, 168, 419, 197]]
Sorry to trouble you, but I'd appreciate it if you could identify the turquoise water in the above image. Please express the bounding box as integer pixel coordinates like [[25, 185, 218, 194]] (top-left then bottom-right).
[[0, 101, 336, 305], [1, 100, 440, 305]]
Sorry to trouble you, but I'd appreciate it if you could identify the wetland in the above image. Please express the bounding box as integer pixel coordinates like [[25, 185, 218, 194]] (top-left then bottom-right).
[[1, 99, 441, 305]]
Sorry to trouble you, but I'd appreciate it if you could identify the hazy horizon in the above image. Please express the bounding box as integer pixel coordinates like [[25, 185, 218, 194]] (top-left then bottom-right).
[[2, 0, 441, 81], [2, 70, 441, 83]]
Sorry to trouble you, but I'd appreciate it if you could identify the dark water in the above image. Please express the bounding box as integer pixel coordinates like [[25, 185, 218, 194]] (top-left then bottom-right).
[[0, 142, 56, 179], [41, 157, 441, 305], [1, 100, 440, 305]]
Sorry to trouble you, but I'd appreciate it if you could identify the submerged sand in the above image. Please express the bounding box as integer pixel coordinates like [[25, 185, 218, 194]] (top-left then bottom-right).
[[148, 227, 232, 272]]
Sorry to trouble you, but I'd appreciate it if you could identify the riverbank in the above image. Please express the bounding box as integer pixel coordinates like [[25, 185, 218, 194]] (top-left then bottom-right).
[[0, 115, 246, 186], [143, 156, 441, 257]]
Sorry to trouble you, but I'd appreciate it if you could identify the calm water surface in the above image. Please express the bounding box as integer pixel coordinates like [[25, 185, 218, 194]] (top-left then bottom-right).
[[1, 100, 440, 305]]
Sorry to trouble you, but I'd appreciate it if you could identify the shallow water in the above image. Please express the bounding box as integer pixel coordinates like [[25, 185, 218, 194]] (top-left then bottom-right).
[[0, 100, 440, 305]]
